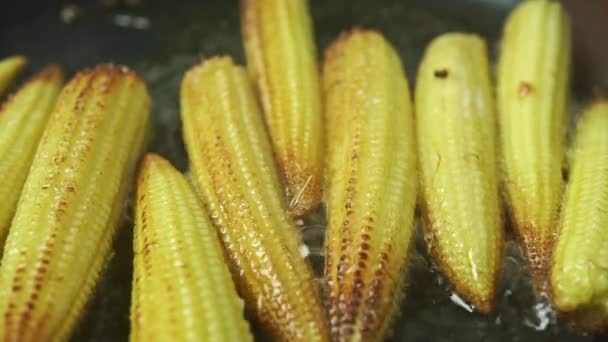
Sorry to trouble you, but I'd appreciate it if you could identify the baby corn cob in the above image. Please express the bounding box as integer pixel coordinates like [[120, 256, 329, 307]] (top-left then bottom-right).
[[550, 101, 608, 332], [131, 154, 253, 342], [241, 0, 323, 217], [497, 0, 571, 285], [0, 66, 63, 247], [0, 64, 150, 341], [416, 33, 503, 313], [0, 55, 27, 96], [181, 57, 329, 341], [323, 29, 417, 341]]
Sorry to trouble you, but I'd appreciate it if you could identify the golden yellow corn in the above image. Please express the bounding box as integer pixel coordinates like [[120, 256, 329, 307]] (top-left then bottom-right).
[[550, 101, 608, 332], [241, 0, 323, 217], [130, 154, 253, 342], [0, 64, 150, 341], [497, 0, 571, 286], [0, 66, 64, 247], [0, 55, 27, 96], [181, 56, 329, 341], [416, 33, 503, 313], [323, 29, 417, 341]]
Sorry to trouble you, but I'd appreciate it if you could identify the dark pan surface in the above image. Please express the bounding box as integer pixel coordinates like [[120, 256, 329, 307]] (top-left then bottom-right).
[[0, 0, 602, 341]]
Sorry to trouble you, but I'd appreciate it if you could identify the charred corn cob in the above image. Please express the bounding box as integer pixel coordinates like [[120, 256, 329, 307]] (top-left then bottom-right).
[[241, 0, 323, 217], [323, 29, 417, 341], [497, 0, 571, 285], [0, 66, 63, 247], [0, 64, 150, 341], [416, 33, 503, 313], [550, 101, 608, 332], [0, 55, 27, 96], [131, 154, 253, 342], [181, 56, 329, 341]]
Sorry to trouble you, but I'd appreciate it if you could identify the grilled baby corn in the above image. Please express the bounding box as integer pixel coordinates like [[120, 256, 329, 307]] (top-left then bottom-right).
[[0, 55, 27, 96], [0, 66, 63, 247], [416, 33, 503, 313], [241, 0, 323, 217], [550, 101, 608, 332], [181, 57, 329, 341], [0, 64, 150, 341], [131, 154, 253, 342], [497, 0, 571, 285], [323, 29, 417, 341]]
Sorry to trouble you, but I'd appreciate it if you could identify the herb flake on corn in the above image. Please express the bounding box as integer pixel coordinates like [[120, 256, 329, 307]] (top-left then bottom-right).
[[550, 101, 608, 332], [497, 0, 571, 285], [241, 0, 323, 217], [0, 65, 64, 247], [0, 55, 27, 96], [323, 29, 417, 341], [131, 154, 253, 342], [181, 56, 329, 341], [0, 64, 150, 341], [416, 33, 503, 313]]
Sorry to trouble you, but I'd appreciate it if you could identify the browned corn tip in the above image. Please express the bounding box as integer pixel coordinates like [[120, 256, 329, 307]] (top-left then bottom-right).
[[240, 0, 324, 218]]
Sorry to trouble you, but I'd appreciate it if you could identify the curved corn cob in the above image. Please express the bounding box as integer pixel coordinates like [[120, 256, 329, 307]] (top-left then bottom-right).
[[0, 66, 64, 247], [181, 56, 329, 341], [497, 0, 571, 286], [550, 101, 608, 332], [131, 154, 253, 342], [0, 55, 27, 96], [416, 33, 503, 313], [241, 0, 323, 217], [0, 64, 150, 341], [323, 29, 417, 341]]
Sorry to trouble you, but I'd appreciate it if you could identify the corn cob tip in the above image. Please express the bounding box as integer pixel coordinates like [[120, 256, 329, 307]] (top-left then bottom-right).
[[518, 226, 555, 288], [0, 55, 28, 95], [0, 65, 64, 112], [324, 28, 385, 61], [181, 57, 245, 98], [7, 55, 26, 64], [421, 212, 499, 314], [140, 152, 164, 167], [14, 65, 64, 95], [186, 56, 237, 76], [34, 65, 64, 83], [423, 212, 498, 314], [137, 153, 165, 181], [1, 55, 27, 71], [72, 63, 142, 84], [428, 31, 486, 50]]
